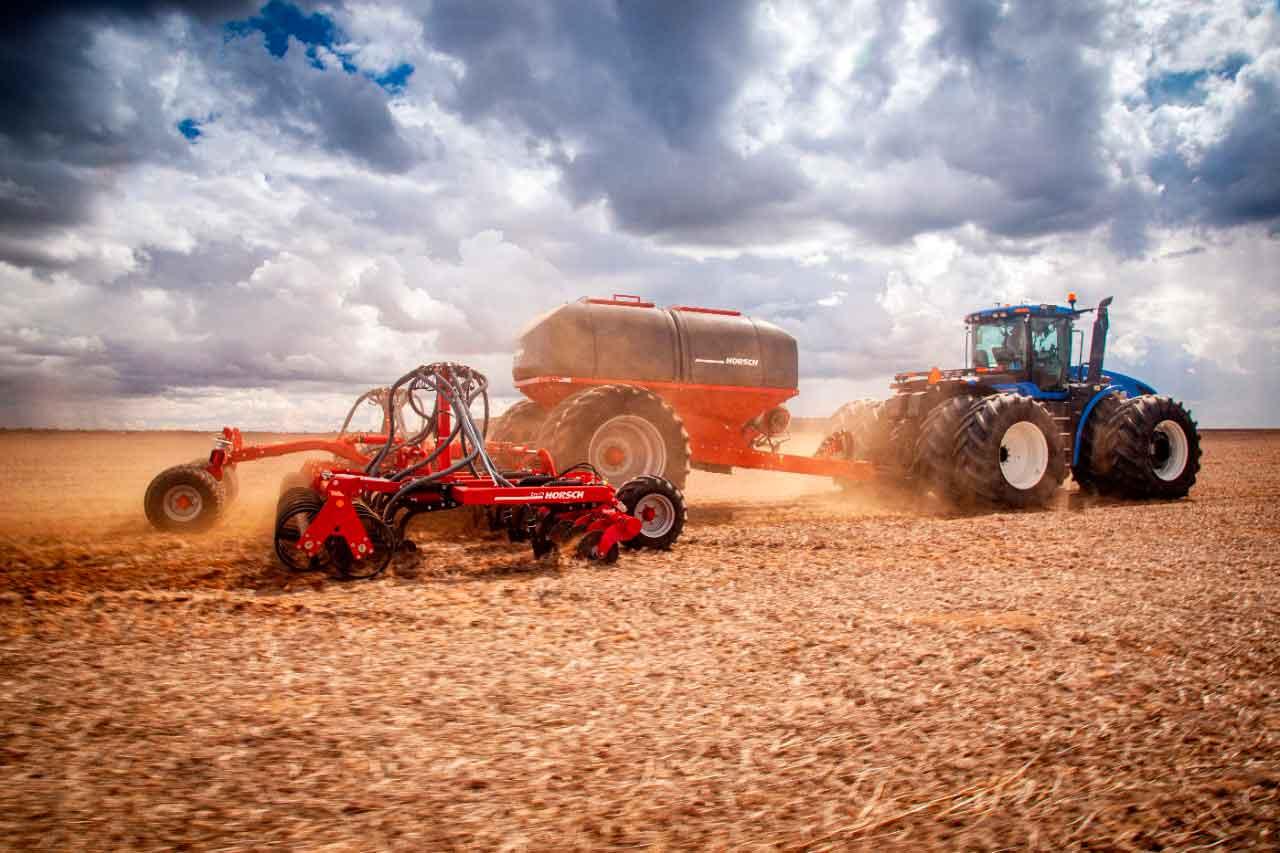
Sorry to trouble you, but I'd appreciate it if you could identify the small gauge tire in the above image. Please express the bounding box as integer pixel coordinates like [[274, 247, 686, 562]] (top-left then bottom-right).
[[615, 475, 686, 550], [144, 464, 227, 532]]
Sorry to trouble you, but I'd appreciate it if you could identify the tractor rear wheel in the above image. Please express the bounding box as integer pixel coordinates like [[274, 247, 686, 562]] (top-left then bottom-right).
[[615, 475, 687, 550], [1088, 395, 1201, 499], [951, 394, 1065, 508], [815, 399, 899, 491], [536, 386, 691, 488], [144, 464, 227, 532], [913, 395, 978, 498], [824, 399, 895, 464], [488, 399, 547, 445]]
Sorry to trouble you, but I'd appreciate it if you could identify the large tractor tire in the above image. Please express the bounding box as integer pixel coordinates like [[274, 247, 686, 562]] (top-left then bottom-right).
[[823, 399, 895, 464], [912, 395, 979, 498], [1087, 395, 1201, 499], [815, 398, 901, 491], [488, 399, 547, 445], [1070, 392, 1125, 493], [144, 464, 228, 532], [951, 394, 1066, 509], [535, 385, 692, 488]]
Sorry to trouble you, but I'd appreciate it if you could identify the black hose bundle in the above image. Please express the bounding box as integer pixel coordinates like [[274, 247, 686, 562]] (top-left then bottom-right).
[[362, 363, 505, 523]]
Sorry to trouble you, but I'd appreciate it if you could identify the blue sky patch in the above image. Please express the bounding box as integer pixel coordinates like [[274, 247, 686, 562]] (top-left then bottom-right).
[[226, 0, 339, 58], [177, 118, 202, 141], [375, 63, 414, 94], [226, 2, 410, 93], [1145, 54, 1252, 106]]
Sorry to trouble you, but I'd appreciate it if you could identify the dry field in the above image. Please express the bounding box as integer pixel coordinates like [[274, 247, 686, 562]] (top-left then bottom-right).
[[1, 429, 1277, 850]]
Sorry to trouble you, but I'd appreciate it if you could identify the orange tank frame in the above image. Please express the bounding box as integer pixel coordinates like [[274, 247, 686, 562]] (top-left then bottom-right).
[[516, 374, 874, 482]]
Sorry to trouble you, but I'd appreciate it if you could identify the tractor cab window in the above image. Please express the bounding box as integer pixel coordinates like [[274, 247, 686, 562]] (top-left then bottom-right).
[[1030, 317, 1070, 389], [971, 319, 1026, 370]]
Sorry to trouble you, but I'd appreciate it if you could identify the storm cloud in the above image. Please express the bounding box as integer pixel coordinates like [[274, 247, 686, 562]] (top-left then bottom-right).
[[0, 0, 1277, 429]]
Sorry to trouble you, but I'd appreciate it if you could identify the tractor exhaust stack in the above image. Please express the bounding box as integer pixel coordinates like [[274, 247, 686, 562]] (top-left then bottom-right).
[[1086, 296, 1113, 385]]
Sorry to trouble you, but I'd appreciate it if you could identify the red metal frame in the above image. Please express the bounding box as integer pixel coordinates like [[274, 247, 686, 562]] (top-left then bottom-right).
[[515, 374, 873, 482], [291, 368, 641, 566]]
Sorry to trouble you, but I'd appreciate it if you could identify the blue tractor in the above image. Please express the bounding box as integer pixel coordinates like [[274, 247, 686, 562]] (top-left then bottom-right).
[[818, 295, 1202, 508]]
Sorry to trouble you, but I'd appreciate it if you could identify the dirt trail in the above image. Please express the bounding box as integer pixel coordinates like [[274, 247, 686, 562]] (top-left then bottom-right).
[[1, 430, 1278, 850]]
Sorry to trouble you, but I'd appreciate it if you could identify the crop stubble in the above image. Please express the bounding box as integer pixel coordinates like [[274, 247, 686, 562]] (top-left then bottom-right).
[[0, 430, 1277, 850]]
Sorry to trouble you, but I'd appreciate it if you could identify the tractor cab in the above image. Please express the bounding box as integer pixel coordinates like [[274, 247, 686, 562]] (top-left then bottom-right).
[[965, 303, 1077, 392]]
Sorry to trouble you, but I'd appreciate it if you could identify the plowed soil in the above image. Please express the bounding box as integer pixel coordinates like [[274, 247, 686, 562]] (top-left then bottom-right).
[[1, 430, 1277, 851]]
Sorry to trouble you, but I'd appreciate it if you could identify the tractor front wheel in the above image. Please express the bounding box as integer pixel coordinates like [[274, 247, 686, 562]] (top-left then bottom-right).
[[144, 465, 227, 532], [1089, 395, 1201, 499], [951, 394, 1065, 508]]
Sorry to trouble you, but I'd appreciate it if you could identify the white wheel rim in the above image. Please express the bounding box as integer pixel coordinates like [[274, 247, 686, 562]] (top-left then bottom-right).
[[634, 493, 676, 538], [163, 484, 203, 522], [1152, 419, 1189, 481], [999, 421, 1049, 490], [588, 415, 667, 481]]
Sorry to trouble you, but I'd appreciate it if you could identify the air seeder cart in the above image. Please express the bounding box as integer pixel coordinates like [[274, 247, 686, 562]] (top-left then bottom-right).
[[497, 294, 876, 489]]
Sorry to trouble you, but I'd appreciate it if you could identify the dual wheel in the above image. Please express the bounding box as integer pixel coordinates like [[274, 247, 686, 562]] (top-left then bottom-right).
[[819, 392, 1200, 509], [1074, 394, 1201, 499]]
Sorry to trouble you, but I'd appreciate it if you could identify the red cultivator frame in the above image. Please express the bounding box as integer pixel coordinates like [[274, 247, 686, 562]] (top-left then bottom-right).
[[143, 386, 430, 532], [272, 363, 686, 579]]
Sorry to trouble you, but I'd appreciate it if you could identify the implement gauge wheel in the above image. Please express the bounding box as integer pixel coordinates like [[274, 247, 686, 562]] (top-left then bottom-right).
[[1088, 395, 1201, 500], [616, 475, 687, 550], [144, 464, 227, 532], [536, 385, 691, 488]]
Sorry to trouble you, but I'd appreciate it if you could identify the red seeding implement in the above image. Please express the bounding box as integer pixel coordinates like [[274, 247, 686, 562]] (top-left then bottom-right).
[[144, 386, 426, 532], [504, 295, 875, 488], [273, 363, 686, 578]]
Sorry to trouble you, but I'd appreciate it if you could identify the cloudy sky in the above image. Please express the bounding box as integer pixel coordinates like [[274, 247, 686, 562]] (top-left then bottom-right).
[[1, 0, 1277, 430]]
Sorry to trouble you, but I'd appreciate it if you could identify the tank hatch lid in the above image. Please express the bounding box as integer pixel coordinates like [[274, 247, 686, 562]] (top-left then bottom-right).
[[582, 294, 655, 308]]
